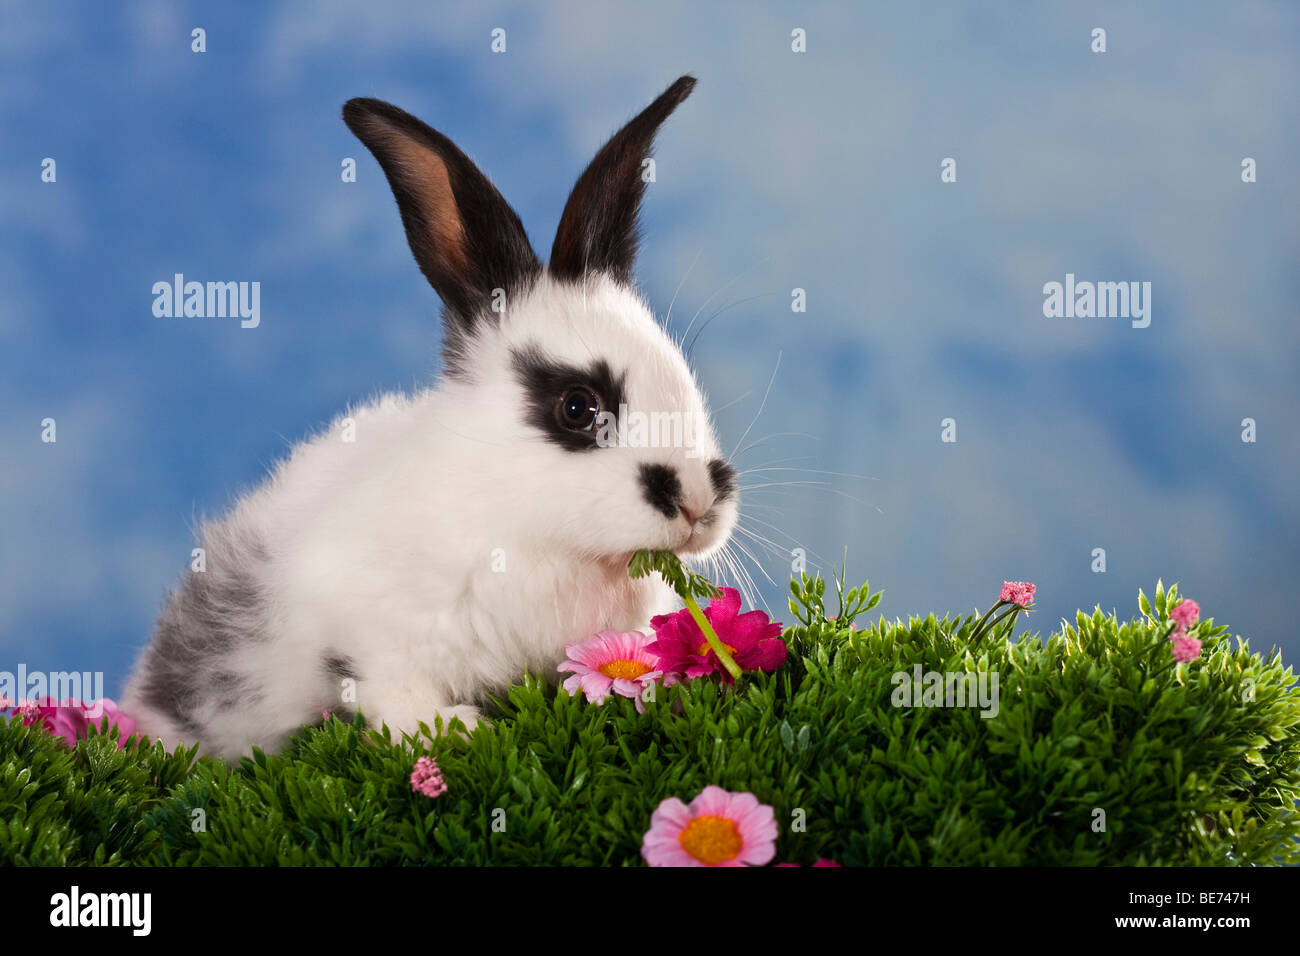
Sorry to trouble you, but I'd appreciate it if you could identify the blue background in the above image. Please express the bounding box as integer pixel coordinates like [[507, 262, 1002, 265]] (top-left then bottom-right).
[[2, 1, 1297, 694]]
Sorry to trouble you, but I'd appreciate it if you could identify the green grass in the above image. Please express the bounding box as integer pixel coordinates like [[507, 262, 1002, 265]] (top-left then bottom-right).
[[2, 576, 1297, 866]]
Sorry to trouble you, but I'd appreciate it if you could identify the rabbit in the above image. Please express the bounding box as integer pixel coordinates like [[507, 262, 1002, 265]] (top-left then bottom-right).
[[121, 75, 740, 759]]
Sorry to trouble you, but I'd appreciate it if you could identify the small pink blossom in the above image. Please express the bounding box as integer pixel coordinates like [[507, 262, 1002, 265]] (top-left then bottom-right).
[[1170, 599, 1200, 630], [558, 630, 664, 712], [0, 695, 11, 710], [1171, 633, 1203, 663], [641, 785, 778, 867], [999, 581, 1036, 607], [410, 756, 448, 798]]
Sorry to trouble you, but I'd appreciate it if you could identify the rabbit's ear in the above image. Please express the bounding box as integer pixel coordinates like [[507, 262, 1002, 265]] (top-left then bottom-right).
[[550, 75, 696, 284], [343, 98, 540, 333]]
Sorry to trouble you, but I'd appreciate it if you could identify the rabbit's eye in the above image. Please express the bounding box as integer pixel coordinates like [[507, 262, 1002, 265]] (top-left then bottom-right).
[[558, 387, 601, 431]]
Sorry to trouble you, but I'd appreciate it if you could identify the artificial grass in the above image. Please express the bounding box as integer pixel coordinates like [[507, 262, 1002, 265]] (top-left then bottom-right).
[[2, 576, 1297, 866]]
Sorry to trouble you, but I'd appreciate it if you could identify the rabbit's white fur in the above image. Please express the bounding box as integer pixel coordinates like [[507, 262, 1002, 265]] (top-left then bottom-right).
[[122, 273, 737, 758]]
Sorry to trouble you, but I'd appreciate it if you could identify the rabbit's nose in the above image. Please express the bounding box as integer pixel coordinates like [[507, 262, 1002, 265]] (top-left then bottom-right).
[[680, 497, 715, 527]]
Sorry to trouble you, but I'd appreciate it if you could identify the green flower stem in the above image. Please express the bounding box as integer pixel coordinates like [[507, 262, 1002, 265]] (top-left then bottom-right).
[[988, 605, 1023, 639], [681, 590, 743, 681], [970, 601, 1029, 644], [627, 548, 741, 680], [969, 600, 1008, 642]]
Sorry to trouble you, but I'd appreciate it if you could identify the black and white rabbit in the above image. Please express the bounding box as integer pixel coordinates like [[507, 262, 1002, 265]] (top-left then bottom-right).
[[122, 76, 738, 758]]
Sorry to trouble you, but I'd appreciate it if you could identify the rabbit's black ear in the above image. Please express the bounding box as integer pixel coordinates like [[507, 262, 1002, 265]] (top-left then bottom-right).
[[343, 98, 540, 336], [550, 76, 696, 284]]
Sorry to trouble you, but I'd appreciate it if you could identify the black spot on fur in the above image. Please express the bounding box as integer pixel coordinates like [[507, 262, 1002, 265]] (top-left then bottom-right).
[[342, 97, 541, 370], [322, 654, 357, 682], [640, 463, 682, 519], [708, 458, 736, 500], [511, 345, 627, 452], [550, 76, 696, 284]]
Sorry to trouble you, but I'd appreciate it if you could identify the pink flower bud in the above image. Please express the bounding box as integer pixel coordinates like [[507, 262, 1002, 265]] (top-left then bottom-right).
[[1171, 633, 1203, 663], [999, 581, 1036, 607], [1170, 599, 1200, 630]]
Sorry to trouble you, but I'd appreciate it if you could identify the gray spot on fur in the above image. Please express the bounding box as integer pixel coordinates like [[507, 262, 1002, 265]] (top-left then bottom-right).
[[135, 523, 270, 736], [211, 671, 245, 712]]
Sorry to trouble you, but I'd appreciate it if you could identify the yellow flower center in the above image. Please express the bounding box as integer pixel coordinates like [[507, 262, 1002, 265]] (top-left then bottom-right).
[[679, 815, 744, 865], [696, 640, 738, 658], [598, 659, 652, 680]]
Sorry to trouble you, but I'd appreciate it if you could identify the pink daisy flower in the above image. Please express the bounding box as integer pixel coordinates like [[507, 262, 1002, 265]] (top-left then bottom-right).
[[999, 581, 1036, 607], [642, 785, 778, 867], [1170, 599, 1200, 630], [558, 630, 663, 711], [1171, 633, 1203, 663], [410, 756, 448, 798], [647, 588, 786, 683]]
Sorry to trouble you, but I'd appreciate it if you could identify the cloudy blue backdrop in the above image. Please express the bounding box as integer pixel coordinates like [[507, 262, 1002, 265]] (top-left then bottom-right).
[[2, 1, 1297, 694]]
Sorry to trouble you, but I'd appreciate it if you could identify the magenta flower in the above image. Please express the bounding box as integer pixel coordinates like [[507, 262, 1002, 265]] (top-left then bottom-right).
[[28, 698, 89, 747], [647, 588, 786, 683], [1170, 599, 1200, 630], [641, 786, 778, 867], [13, 698, 137, 750], [558, 630, 664, 711], [1171, 633, 1203, 663], [410, 756, 448, 798], [999, 581, 1036, 607]]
